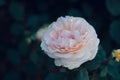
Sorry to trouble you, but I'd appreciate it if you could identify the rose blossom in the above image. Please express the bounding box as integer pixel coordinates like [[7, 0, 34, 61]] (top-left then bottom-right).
[[112, 49, 120, 62], [36, 26, 48, 41], [40, 16, 100, 69]]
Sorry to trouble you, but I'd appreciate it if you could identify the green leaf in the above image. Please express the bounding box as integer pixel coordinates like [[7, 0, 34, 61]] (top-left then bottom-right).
[[76, 68, 89, 80], [45, 72, 66, 80], [84, 46, 106, 71], [3, 71, 20, 80], [107, 60, 120, 80], [10, 23, 24, 36], [9, 2, 25, 21], [106, 0, 120, 16], [110, 19, 120, 44], [6, 49, 21, 65], [0, 0, 5, 6], [100, 66, 108, 77]]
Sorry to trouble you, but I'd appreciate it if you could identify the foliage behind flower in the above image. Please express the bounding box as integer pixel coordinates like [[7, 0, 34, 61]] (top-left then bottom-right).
[[40, 16, 100, 69]]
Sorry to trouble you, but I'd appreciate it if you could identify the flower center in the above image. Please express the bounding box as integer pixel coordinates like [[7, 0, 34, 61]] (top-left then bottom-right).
[[48, 24, 89, 54], [56, 43, 83, 54]]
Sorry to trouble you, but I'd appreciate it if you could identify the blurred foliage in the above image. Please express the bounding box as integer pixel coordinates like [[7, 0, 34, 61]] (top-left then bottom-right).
[[0, 0, 120, 80], [45, 72, 66, 80], [100, 66, 107, 78], [0, 0, 5, 6], [106, 0, 120, 16], [110, 19, 120, 44], [9, 2, 25, 21], [3, 70, 21, 80], [107, 60, 120, 80], [76, 68, 89, 80], [10, 23, 24, 37], [6, 49, 21, 65]]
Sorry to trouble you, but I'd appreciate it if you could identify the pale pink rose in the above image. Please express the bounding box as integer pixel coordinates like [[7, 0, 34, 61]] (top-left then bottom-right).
[[41, 16, 100, 69], [36, 27, 48, 41]]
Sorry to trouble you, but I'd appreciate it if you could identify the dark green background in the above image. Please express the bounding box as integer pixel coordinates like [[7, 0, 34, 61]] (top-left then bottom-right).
[[0, 0, 120, 80]]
